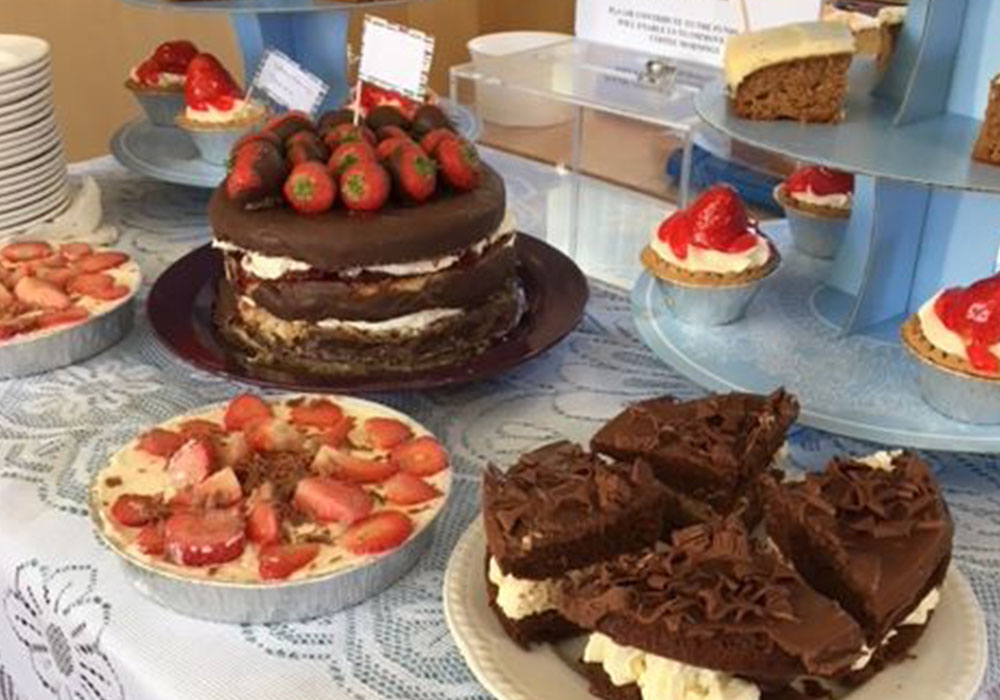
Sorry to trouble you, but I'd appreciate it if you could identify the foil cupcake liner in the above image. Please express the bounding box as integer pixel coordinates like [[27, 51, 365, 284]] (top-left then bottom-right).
[[0, 298, 135, 379], [131, 91, 186, 128], [656, 264, 775, 327], [911, 357, 1000, 425], [183, 126, 248, 166], [775, 187, 849, 260]]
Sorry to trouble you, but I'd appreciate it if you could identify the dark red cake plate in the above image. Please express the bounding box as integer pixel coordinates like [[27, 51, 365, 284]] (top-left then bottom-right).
[[147, 235, 589, 393]]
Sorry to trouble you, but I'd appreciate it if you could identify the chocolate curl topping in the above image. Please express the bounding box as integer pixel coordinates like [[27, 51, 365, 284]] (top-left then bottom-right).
[[799, 452, 947, 539]]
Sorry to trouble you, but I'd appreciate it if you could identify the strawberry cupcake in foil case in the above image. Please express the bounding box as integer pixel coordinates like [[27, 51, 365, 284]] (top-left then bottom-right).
[[175, 53, 267, 165], [641, 185, 780, 326], [775, 165, 854, 260], [125, 40, 198, 127], [89, 393, 452, 623], [902, 273, 1000, 423]]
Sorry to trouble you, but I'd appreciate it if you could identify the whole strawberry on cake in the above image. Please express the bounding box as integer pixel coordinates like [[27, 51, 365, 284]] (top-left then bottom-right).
[[211, 104, 522, 378]]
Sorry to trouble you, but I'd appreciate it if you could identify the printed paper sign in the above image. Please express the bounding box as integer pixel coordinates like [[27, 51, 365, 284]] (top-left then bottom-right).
[[252, 50, 329, 115], [358, 16, 435, 100], [575, 0, 823, 66]]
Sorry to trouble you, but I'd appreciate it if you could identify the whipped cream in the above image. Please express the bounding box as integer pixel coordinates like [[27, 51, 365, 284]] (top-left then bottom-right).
[[725, 22, 855, 91], [129, 66, 185, 89], [852, 587, 940, 670], [184, 99, 261, 125], [214, 212, 517, 281], [786, 187, 852, 211], [584, 633, 759, 700], [917, 292, 1000, 366], [650, 228, 771, 275], [854, 450, 903, 471], [487, 557, 559, 620]]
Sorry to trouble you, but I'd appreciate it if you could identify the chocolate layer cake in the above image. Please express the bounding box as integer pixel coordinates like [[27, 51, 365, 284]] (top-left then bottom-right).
[[481, 441, 667, 648], [591, 389, 798, 530], [973, 75, 1000, 166], [725, 22, 855, 123], [559, 519, 865, 699], [763, 451, 953, 681]]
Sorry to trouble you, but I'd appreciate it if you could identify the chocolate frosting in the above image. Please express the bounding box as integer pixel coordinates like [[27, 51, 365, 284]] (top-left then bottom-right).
[[559, 519, 864, 680], [210, 164, 506, 273]]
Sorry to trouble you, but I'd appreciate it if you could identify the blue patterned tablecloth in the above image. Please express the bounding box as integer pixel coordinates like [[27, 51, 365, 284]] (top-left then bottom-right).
[[0, 154, 997, 700]]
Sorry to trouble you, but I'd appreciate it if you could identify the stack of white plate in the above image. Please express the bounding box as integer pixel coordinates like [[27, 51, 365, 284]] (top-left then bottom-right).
[[0, 35, 69, 237]]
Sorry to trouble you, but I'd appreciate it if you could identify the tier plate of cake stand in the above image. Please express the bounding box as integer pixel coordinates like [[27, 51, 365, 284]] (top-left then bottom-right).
[[632, 222, 1000, 454], [110, 100, 483, 189], [147, 235, 588, 392], [443, 519, 987, 700]]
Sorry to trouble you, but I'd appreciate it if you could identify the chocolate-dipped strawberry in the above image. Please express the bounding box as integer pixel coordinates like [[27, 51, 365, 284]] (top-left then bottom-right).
[[263, 111, 315, 141], [389, 145, 437, 203], [285, 131, 329, 167], [366, 105, 410, 133], [318, 108, 357, 134], [226, 141, 288, 209], [411, 105, 452, 138]]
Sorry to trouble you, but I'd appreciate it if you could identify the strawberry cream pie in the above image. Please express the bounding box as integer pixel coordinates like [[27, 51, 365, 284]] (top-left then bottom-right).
[[902, 273, 1000, 423], [775, 165, 854, 259], [91, 393, 451, 622], [641, 185, 779, 325], [175, 53, 266, 165], [125, 40, 198, 126]]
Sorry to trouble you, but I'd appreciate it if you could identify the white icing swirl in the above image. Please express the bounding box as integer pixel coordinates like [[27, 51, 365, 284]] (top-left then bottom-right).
[[786, 187, 852, 211], [129, 67, 185, 89], [649, 227, 771, 275]]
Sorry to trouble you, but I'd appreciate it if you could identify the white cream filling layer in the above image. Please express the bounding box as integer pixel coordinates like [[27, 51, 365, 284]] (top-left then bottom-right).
[[917, 292, 1000, 365], [184, 98, 260, 125], [854, 449, 902, 471], [786, 188, 852, 211], [725, 22, 855, 91], [649, 227, 771, 275], [129, 67, 185, 89], [214, 211, 516, 281], [851, 587, 940, 670], [584, 633, 759, 700], [487, 557, 559, 620]]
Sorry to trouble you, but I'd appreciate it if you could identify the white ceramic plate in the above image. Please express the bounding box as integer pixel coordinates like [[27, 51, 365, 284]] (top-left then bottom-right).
[[0, 101, 52, 135], [0, 77, 52, 107], [0, 112, 55, 150], [0, 144, 63, 180], [0, 84, 52, 120], [0, 186, 69, 231], [0, 126, 59, 168], [0, 171, 67, 212], [444, 519, 988, 700], [0, 61, 50, 92], [0, 158, 66, 201], [0, 198, 70, 238], [0, 36, 49, 76]]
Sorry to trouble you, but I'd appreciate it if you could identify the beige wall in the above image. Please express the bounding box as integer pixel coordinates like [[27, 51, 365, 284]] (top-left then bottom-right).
[[0, 0, 573, 161]]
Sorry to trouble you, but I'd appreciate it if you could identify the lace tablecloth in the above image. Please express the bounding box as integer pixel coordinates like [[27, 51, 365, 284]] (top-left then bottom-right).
[[0, 154, 997, 700]]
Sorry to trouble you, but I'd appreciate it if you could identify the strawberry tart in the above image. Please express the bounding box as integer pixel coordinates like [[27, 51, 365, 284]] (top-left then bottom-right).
[[641, 185, 779, 325], [125, 40, 198, 127], [210, 107, 522, 378], [902, 273, 1000, 423], [90, 393, 450, 622], [0, 239, 140, 378], [775, 165, 854, 259], [175, 53, 266, 165]]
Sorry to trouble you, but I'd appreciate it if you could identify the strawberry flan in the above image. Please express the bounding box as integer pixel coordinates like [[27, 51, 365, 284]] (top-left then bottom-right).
[[641, 185, 779, 325], [902, 274, 1000, 423], [92, 394, 451, 588], [775, 165, 854, 259], [125, 40, 198, 127]]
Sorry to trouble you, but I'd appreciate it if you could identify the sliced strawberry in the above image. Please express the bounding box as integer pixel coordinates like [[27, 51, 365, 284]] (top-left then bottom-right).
[[166, 438, 215, 488], [59, 242, 93, 261], [111, 493, 162, 527], [363, 417, 413, 450], [164, 509, 246, 567], [75, 251, 130, 274], [2, 241, 52, 262], [342, 511, 414, 555], [89, 285, 130, 301], [245, 417, 304, 453], [178, 418, 224, 441], [258, 543, 320, 580], [35, 266, 75, 288], [289, 398, 344, 430], [37, 306, 90, 329], [383, 471, 440, 505], [166, 487, 196, 514], [0, 283, 12, 310], [192, 467, 243, 507], [312, 446, 398, 483], [217, 431, 250, 466], [14, 277, 70, 310], [319, 416, 355, 449], [390, 436, 449, 476], [293, 477, 373, 524], [0, 317, 35, 341], [224, 393, 273, 431], [247, 499, 281, 546], [137, 428, 185, 458], [67, 272, 113, 297], [136, 523, 166, 556]]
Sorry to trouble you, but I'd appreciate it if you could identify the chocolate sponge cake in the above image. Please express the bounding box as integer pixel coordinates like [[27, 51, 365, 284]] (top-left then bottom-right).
[[763, 451, 953, 681], [482, 441, 667, 648], [558, 519, 865, 698], [591, 389, 798, 530]]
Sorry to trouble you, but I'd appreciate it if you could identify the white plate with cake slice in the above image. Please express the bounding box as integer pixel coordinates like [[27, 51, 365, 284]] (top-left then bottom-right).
[[444, 519, 987, 700]]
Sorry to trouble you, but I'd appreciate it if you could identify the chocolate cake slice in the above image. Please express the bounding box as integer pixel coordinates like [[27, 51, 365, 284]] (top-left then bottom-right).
[[591, 389, 798, 530], [481, 441, 667, 648], [763, 451, 953, 681], [558, 519, 864, 700]]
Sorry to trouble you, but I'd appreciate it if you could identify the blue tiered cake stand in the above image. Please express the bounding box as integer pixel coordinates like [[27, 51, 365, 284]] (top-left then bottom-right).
[[110, 0, 480, 188], [633, 0, 1000, 452]]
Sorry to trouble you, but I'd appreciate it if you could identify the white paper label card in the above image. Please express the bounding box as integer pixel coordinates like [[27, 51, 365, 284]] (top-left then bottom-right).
[[358, 16, 435, 100], [252, 49, 329, 115], [575, 0, 823, 66]]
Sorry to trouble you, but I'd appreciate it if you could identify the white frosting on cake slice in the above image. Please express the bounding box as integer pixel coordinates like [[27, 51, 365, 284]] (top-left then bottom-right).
[[725, 22, 856, 92]]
